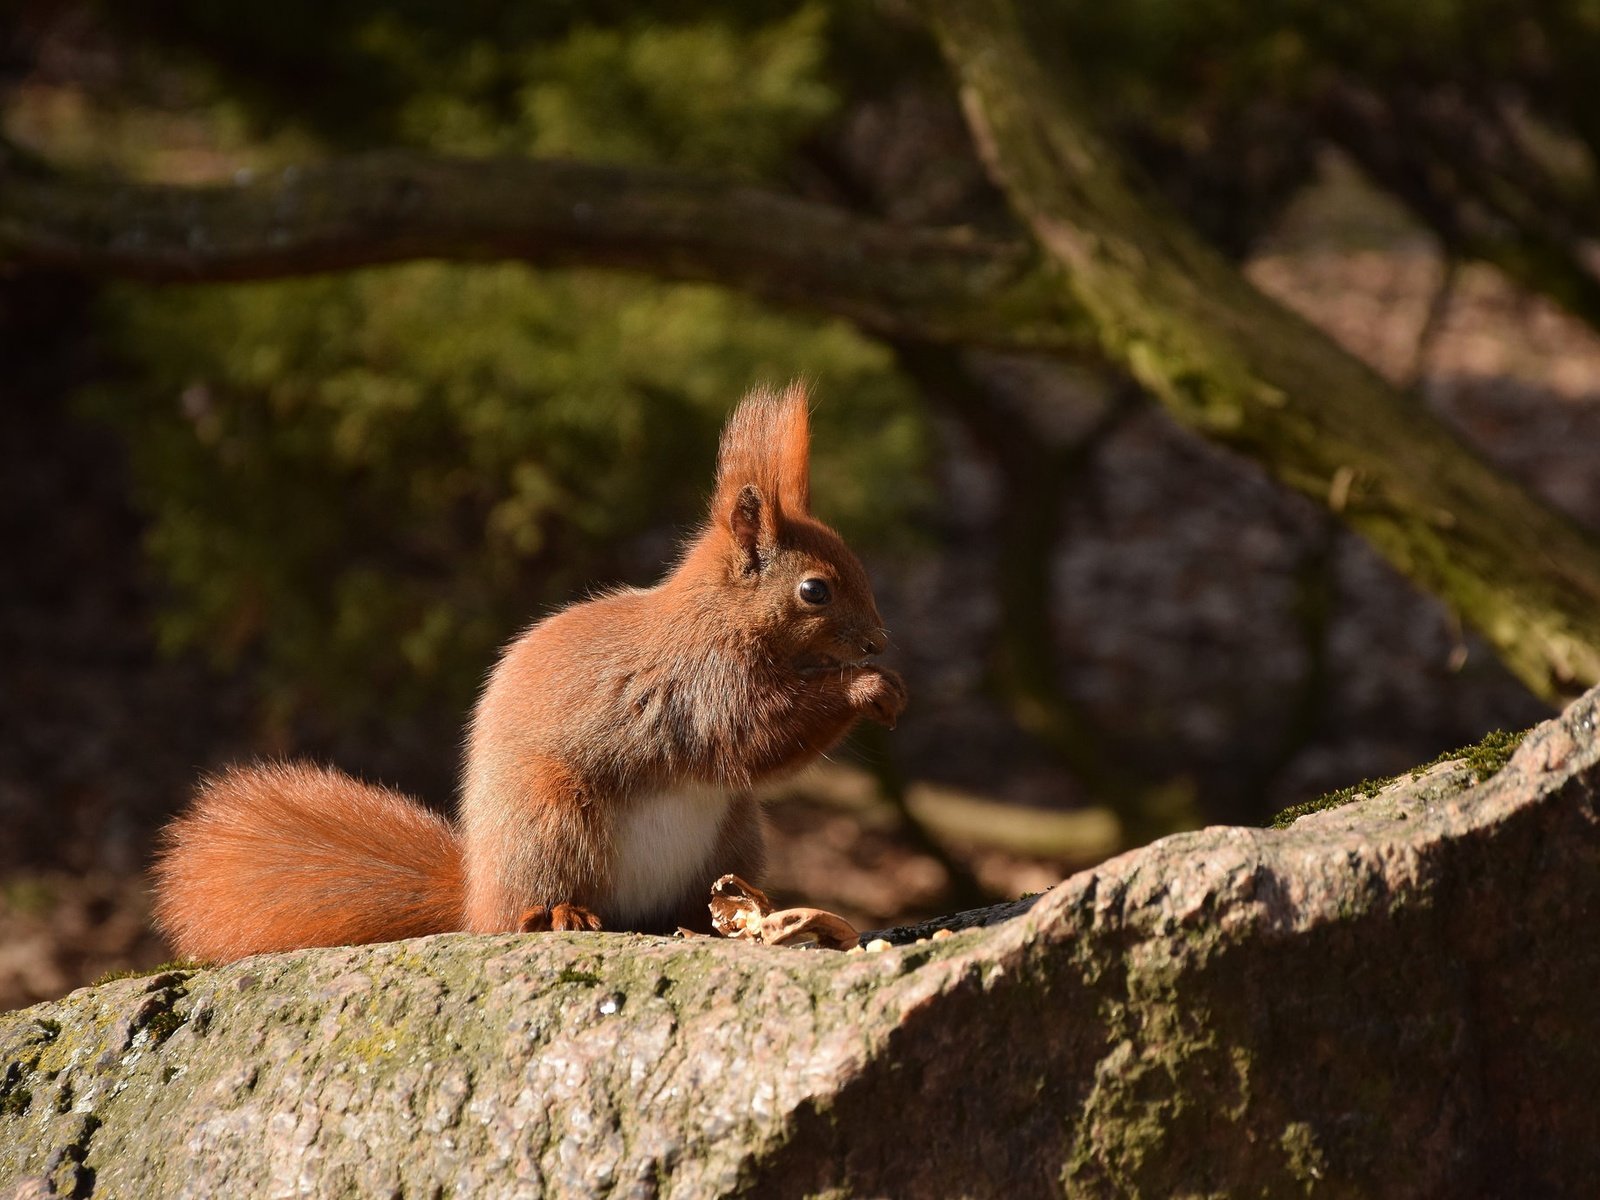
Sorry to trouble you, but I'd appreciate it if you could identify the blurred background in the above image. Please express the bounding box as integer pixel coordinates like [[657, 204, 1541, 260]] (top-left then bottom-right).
[[5, 0, 1600, 1009]]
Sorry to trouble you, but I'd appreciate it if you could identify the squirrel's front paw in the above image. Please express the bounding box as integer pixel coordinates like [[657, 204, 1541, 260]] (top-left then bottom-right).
[[519, 903, 604, 933], [849, 666, 908, 729]]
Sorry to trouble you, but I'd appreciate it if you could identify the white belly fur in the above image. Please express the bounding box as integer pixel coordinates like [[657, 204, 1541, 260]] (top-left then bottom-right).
[[605, 784, 731, 926]]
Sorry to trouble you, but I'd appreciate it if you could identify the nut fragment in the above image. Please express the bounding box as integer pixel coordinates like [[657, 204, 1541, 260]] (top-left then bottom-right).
[[708, 874, 774, 939], [759, 907, 860, 950], [865, 938, 892, 953], [704, 875, 860, 950], [930, 928, 955, 941]]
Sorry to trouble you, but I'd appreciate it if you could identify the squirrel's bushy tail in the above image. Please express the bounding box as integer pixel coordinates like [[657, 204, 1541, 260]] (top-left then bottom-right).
[[152, 762, 463, 963]]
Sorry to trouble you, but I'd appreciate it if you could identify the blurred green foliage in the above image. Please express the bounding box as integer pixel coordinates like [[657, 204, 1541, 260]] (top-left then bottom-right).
[[99, 0, 848, 157], [81, 3, 929, 725], [57, 0, 1600, 736], [384, 6, 836, 169], [92, 268, 925, 723]]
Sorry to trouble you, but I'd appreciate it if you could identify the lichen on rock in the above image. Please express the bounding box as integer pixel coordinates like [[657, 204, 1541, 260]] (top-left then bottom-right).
[[5, 689, 1600, 1198]]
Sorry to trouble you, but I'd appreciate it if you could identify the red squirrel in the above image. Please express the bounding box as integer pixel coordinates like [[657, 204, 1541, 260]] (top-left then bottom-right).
[[152, 383, 907, 962]]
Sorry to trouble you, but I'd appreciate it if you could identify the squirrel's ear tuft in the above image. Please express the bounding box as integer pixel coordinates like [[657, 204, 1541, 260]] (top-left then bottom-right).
[[712, 382, 812, 542], [769, 380, 811, 516]]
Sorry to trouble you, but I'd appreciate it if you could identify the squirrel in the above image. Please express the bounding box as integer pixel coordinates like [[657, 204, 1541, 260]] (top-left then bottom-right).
[[152, 383, 908, 963]]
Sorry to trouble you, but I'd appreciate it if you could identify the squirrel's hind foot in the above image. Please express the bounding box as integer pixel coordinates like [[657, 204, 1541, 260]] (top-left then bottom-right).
[[518, 903, 604, 933]]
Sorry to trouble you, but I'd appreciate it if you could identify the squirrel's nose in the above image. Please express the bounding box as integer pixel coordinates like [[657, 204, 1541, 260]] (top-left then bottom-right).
[[862, 633, 886, 657]]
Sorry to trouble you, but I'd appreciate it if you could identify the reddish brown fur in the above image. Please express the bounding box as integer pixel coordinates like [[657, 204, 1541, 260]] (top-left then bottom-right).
[[713, 381, 811, 524], [152, 763, 461, 962], [153, 383, 906, 961]]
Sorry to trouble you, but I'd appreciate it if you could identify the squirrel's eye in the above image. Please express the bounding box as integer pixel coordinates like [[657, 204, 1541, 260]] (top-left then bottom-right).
[[797, 578, 832, 606]]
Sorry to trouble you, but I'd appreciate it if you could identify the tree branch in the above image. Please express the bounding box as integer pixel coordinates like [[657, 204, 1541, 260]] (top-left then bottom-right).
[[916, 0, 1600, 703], [0, 147, 1096, 357], [5, 108, 1600, 702]]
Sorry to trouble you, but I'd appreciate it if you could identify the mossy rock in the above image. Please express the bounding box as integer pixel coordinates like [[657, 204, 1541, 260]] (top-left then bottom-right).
[[5, 690, 1600, 1198]]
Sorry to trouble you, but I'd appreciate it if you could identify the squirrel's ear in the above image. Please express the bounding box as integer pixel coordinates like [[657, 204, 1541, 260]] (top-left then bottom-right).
[[729, 483, 771, 574], [713, 382, 812, 538]]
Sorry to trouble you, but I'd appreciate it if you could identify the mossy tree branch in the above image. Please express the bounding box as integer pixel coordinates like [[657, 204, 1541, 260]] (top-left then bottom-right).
[[0, 145, 1095, 358], [916, 0, 1600, 703], [4, 98, 1600, 701]]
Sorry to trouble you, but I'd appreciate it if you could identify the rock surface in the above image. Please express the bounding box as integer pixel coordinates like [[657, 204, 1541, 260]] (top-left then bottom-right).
[[5, 688, 1600, 1198]]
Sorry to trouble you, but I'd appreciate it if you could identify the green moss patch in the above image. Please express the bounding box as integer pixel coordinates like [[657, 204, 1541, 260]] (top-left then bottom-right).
[[91, 961, 204, 989], [1269, 728, 1526, 829]]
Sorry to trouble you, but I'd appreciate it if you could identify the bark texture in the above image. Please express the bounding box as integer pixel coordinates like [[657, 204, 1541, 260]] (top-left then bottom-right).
[[5, 686, 1600, 1198]]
